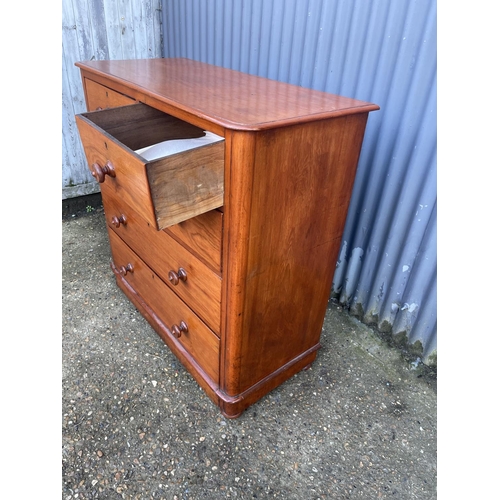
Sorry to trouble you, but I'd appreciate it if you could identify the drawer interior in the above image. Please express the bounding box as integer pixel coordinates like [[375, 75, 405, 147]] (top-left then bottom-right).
[[83, 102, 217, 153], [77, 102, 225, 230]]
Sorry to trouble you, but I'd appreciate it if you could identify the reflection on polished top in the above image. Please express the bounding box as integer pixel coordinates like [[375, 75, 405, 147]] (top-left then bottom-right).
[[75, 58, 380, 130]]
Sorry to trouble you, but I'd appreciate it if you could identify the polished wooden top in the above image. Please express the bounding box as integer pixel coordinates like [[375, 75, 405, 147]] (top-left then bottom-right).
[[76, 58, 379, 131]]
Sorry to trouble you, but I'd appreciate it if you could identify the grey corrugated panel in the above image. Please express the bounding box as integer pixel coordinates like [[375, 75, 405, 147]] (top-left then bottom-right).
[[393, 201, 437, 362], [62, 0, 163, 200], [163, 0, 437, 366]]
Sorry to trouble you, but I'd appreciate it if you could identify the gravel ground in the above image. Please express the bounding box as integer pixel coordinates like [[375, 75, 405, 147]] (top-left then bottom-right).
[[62, 208, 437, 499]]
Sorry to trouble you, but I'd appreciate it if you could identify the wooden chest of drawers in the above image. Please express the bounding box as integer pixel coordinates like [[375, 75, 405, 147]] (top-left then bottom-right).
[[75, 58, 378, 418]]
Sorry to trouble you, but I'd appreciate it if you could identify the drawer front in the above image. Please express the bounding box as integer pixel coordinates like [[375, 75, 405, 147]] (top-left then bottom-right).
[[102, 192, 222, 333], [85, 79, 135, 111], [108, 230, 220, 382], [164, 210, 223, 274], [75, 103, 224, 230]]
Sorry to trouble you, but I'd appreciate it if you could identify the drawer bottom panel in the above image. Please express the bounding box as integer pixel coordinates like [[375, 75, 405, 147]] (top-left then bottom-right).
[[108, 230, 220, 382]]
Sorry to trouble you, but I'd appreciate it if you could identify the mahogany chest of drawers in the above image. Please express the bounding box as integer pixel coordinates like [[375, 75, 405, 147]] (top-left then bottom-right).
[[75, 58, 378, 418]]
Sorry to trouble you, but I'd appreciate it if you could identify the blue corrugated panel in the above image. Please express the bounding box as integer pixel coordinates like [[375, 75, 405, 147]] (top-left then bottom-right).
[[163, 0, 437, 366]]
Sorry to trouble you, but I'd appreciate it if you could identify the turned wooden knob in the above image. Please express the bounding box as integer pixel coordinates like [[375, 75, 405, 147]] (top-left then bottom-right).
[[168, 268, 187, 285], [111, 214, 127, 228], [171, 321, 188, 338], [91, 161, 115, 183], [119, 263, 134, 276]]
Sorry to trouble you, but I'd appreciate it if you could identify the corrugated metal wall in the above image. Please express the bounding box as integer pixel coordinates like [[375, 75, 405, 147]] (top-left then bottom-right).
[[162, 0, 437, 366], [62, 0, 163, 199]]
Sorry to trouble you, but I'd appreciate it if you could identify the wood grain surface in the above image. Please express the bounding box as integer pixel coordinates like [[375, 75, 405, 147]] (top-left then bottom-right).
[[76, 58, 379, 130]]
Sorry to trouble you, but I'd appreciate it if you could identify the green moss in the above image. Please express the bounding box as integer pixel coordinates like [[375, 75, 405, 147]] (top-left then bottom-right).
[[378, 319, 393, 334], [426, 351, 437, 369], [350, 302, 364, 319], [337, 299, 436, 371], [408, 339, 424, 358], [393, 331, 409, 349]]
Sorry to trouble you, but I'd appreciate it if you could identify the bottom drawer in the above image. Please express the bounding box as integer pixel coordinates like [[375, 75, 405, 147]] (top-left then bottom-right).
[[108, 230, 220, 382], [102, 192, 221, 333]]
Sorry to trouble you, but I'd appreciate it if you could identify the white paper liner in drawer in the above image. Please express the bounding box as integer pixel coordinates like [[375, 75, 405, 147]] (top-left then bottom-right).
[[135, 131, 224, 161]]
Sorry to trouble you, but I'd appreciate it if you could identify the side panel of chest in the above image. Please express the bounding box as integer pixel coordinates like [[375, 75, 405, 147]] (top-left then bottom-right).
[[219, 115, 369, 415]]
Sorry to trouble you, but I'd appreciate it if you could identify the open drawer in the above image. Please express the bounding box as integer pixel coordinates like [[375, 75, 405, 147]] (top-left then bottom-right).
[[75, 103, 225, 230]]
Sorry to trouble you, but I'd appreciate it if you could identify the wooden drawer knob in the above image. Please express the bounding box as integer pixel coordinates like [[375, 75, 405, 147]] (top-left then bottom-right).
[[168, 268, 187, 285], [119, 263, 134, 276], [170, 321, 188, 338], [111, 214, 127, 228], [91, 161, 115, 183]]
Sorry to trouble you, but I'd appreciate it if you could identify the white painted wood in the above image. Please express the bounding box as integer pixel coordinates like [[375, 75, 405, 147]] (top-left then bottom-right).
[[62, 0, 163, 200]]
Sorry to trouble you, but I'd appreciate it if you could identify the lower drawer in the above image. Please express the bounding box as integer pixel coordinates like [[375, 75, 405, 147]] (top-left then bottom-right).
[[102, 192, 221, 333], [108, 230, 220, 382]]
